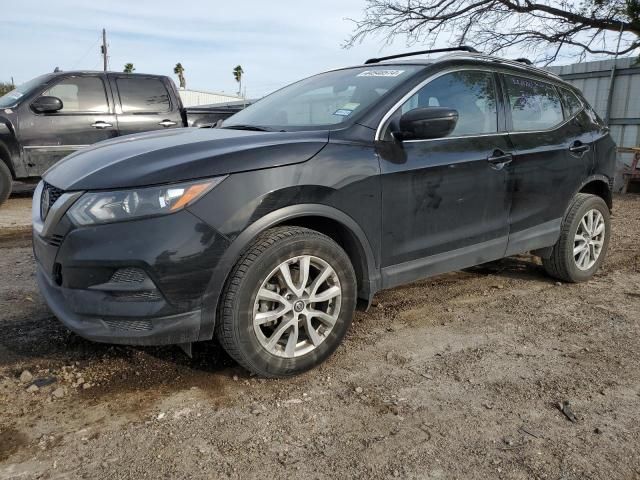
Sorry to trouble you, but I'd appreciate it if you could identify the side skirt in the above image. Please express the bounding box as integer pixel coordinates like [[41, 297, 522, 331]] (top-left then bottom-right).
[[380, 237, 507, 290]]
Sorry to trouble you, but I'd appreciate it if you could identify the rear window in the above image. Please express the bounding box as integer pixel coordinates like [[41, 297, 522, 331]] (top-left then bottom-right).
[[504, 75, 564, 131], [116, 78, 171, 113]]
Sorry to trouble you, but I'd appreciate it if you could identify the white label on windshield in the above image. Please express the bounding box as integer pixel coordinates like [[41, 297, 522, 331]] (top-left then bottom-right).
[[357, 70, 405, 77]]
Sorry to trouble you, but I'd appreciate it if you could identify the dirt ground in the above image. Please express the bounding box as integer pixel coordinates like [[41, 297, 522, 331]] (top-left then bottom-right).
[[0, 194, 639, 480]]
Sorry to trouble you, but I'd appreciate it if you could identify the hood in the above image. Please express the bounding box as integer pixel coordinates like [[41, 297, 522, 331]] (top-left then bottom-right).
[[43, 127, 329, 190]]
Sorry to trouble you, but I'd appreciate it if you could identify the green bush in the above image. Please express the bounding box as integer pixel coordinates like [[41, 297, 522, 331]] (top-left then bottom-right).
[[0, 82, 14, 96]]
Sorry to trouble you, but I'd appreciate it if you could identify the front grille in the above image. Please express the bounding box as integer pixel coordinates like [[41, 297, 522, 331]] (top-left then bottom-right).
[[43, 181, 64, 211], [47, 234, 65, 247], [110, 268, 147, 284], [111, 291, 162, 301], [103, 318, 153, 332]]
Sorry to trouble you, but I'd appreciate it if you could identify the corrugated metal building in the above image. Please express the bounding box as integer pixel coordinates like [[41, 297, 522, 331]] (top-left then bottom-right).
[[548, 58, 639, 189], [178, 89, 243, 107]]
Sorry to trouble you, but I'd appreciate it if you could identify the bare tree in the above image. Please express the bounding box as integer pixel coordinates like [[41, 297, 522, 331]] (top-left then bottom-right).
[[346, 0, 640, 64]]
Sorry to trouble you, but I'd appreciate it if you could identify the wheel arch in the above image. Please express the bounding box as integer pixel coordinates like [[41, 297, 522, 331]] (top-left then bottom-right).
[[577, 176, 612, 210], [198, 204, 381, 341]]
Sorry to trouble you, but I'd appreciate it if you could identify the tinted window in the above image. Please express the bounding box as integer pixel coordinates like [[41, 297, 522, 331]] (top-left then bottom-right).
[[117, 78, 171, 113], [504, 75, 563, 131], [560, 88, 583, 117], [399, 71, 498, 136], [41, 77, 109, 113]]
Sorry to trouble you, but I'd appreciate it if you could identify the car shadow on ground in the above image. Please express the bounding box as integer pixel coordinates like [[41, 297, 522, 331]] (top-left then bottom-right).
[[464, 255, 552, 282]]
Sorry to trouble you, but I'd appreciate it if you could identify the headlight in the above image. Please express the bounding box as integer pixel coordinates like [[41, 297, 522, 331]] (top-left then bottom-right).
[[68, 176, 226, 226]]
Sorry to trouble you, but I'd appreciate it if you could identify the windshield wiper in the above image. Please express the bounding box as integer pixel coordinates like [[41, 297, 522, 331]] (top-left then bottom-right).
[[222, 124, 273, 132]]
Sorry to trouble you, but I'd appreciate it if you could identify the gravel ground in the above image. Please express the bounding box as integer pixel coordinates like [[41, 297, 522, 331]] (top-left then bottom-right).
[[0, 194, 639, 480]]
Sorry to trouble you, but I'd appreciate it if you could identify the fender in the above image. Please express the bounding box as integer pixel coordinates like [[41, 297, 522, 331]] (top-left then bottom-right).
[[197, 203, 381, 341], [573, 174, 612, 209], [0, 121, 20, 177]]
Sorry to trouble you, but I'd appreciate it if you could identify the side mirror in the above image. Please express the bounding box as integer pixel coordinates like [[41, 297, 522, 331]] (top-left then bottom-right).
[[393, 107, 458, 140], [31, 96, 63, 114]]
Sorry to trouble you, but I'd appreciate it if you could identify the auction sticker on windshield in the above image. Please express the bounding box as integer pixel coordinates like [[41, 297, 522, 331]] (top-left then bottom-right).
[[357, 70, 405, 77]]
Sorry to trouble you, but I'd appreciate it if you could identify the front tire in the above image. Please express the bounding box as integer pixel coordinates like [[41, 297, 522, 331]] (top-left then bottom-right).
[[0, 161, 12, 206], [543, 193, 611, 283], [216, 227, 357, 377]]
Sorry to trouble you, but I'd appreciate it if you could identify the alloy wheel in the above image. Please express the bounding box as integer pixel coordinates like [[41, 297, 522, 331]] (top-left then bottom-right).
[[252, 255, 342, 358], [573, 209, 605, 271]]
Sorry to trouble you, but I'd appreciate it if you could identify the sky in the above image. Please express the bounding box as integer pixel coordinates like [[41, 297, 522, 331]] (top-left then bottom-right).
[[1, 1, 634, 99], [1, 0, 421, 98]]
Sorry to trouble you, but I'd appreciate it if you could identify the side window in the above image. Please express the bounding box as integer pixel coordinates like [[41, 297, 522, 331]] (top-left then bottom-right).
[[398, 70, 498, 136], [116, 78, 171, 113], [504, 75, 564, 131], [560, 88, 583, 117], [41, 77, 109, 113]]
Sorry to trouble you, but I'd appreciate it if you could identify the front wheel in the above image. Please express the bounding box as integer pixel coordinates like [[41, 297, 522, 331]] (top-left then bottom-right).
[[216, 227, 357, 377], [542, 193, 611, 283], [0, 161, 12, 206]]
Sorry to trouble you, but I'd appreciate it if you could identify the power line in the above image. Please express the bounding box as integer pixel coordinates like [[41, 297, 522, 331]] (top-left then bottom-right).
[[71, 34, 102, 70]]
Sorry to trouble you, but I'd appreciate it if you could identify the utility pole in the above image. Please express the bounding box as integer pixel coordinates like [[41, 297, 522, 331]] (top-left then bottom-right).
[[101, 29, 108, 72]]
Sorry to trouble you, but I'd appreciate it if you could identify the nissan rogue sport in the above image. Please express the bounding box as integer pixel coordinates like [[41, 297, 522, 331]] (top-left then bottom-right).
[[33, 47, 616, 377]]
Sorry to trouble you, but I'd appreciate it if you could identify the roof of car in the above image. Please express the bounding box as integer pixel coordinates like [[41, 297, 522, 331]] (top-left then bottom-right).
[[47, 70, 168, 78], [366, 51, 563, 83]]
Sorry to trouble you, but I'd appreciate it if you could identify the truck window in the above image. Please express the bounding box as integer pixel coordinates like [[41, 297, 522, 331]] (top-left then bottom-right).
[[116, 78, 171, 113], [504, 75, 564, 131], [41, 77, 109, 113]]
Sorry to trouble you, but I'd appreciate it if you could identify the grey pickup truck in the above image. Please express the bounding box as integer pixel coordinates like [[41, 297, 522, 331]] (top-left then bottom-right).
[[0, 71, 245, 204]]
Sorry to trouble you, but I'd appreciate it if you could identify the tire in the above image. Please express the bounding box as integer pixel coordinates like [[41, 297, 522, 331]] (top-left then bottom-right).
[[216, 226, 357, 377], [542, 193, 610, 283], [0, 161, 12, 206]]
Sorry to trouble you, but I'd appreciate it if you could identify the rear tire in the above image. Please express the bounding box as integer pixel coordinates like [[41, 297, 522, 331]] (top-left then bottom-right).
[[0, 161, 12, 206], [216, 226, 357, 378], [542, 193, 610, 283]]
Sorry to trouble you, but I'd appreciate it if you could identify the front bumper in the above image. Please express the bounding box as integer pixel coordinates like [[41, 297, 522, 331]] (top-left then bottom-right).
[[32, 188, 231, 345], [36, 266, 202, 345]]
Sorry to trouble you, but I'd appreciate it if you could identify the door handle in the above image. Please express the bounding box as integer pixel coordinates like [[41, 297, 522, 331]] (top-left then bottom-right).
[[487, 150, 513, 169], [91, 121, 113, 129], [569, 143, 590, 154], [158, 120, 178, 127]]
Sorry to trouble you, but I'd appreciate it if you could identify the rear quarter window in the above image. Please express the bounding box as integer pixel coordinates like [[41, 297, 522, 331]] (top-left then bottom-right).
[[504, 74, 564, 131], [560, 88, 584, 117], [116, 78, 171, 113]]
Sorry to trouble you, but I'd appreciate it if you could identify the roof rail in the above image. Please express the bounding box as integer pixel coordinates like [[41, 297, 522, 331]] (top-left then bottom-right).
[[513, 58, 533, 65], [364, 46, 480, 65]]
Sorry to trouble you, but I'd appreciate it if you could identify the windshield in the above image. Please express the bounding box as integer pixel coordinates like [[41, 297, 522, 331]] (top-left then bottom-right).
[[223, 65, 423, 130], [0, 74, 51, 108]]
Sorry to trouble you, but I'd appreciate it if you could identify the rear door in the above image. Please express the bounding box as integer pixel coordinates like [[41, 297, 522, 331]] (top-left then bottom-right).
[[111, 75, 183, 136], [501, 73, 593, 255], [19, 74, 117, 175]]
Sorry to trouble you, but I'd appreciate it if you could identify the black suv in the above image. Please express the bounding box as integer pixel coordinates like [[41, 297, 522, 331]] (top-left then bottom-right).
[[33, 48, 616, 377]]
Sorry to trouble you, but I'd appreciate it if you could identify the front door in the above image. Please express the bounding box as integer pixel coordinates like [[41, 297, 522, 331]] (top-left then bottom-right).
[[111, 75, 183, 136], [19, 74, 117, 176], [377, 69, 511, 288]]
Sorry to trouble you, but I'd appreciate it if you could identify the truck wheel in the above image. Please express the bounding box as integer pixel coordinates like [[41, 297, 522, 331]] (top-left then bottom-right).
[[543, 193, 610, 283], [0, 161, 12, 206], [216, 226, 357, 377]]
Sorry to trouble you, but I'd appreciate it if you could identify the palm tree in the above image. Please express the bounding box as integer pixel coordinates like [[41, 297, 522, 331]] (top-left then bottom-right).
[[174, 63, 186, 89], [123, 63, 135, 73], [233, 65, 244, 97]]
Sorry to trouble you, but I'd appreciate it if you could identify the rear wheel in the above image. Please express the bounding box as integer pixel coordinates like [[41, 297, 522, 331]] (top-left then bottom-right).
[[0, 161, 12, 206], [216, 227, 357, 377], [542, 193, 610, 283]]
